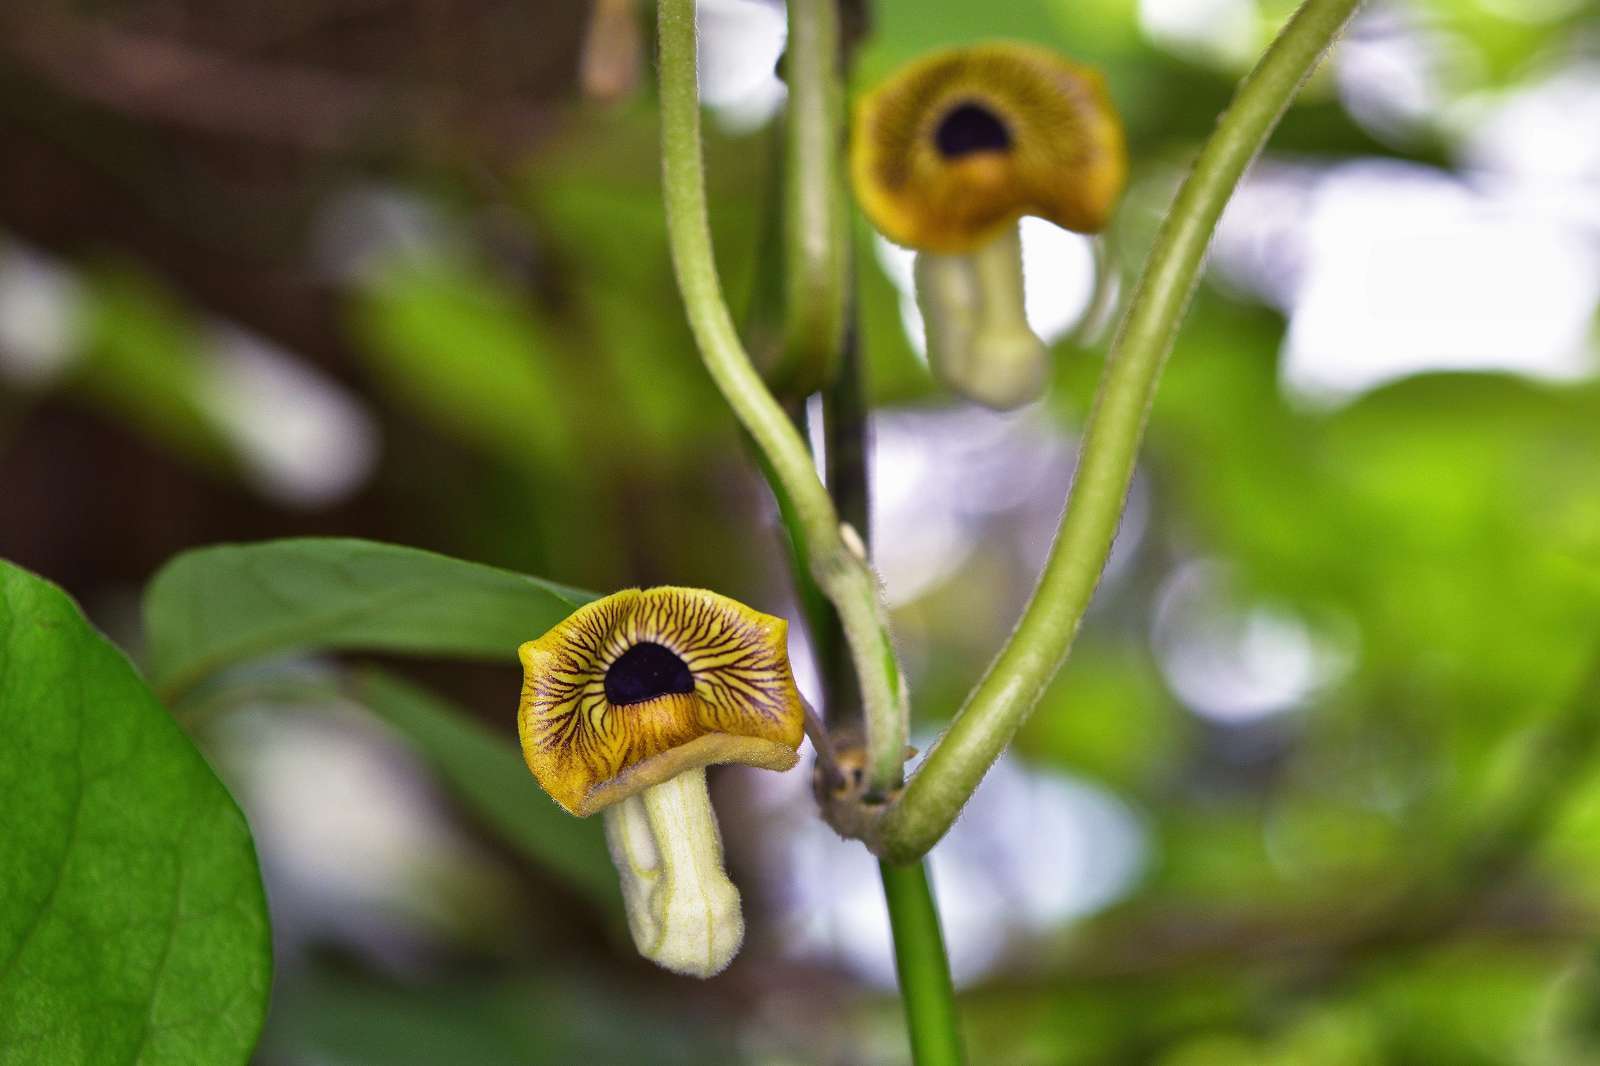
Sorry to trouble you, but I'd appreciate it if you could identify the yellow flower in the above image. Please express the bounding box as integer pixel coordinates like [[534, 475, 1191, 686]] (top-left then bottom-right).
[[850, 42, 1128, 409], [851, 41, 1127, 253], [517, 586, 805, 977], [518, 586, 804, 815]]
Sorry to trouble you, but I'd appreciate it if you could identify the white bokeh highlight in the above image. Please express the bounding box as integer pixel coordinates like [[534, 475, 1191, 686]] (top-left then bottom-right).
[[874, 218, 1098, 362], [1282, 161, 1599, 404], [0, 242, 85, 387], [696, 0, 789, 131], [759, 752, 1148, 988], [312, 184, 465, 285], [1460, 62, 1600, 233], [1139, 0, 1260, 68], [1213, 154, 1600, 407], [1335, 7, 1479, 145], [203, 325, 380, 508], [1152, 560, 1350, 724], [212, 700, 520, 967], [867, 405, 1147, 607]]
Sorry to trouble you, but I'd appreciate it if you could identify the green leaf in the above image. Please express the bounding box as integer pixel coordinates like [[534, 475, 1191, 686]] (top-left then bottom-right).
[[348, 258, 575, 469], [144, 538, 594, 701], [350, 669, 616, 908], [75, 264, 231, 467], [0, 560, 270, 1066]]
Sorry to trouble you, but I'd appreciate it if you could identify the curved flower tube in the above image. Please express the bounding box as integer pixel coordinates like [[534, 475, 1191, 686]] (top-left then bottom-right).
[[851, 42, 1127, 409], [517, 586, 805, 977], [913, 224, 1048, 409]]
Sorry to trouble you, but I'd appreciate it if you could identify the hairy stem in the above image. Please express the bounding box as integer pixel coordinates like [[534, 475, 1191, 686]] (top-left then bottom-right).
[[657, 0, 908, 796], [879, 0, 1364, 862]]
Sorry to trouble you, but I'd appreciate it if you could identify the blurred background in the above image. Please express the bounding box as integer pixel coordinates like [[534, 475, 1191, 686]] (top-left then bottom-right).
[[4, 0, 1600, 1062]]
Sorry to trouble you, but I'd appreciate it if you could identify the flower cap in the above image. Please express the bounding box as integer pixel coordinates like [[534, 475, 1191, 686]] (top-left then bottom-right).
[[518, 587, 806, 816], [851, 42, 1127, 253]]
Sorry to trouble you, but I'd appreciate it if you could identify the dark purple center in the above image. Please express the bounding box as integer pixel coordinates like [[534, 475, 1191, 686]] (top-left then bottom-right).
[[935, 101, 1012, 158], [604, 642, 695, 705]]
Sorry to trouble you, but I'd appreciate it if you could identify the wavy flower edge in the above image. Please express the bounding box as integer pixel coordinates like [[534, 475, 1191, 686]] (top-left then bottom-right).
[[518, 586, 806, 816], [851, 40, 1127, 253]]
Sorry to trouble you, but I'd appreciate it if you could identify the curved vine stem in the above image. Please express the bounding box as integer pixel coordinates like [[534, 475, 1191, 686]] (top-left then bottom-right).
[[774, 0, 848, 394], [656, 0, 909, 796], [879, 0, 1364, 862]]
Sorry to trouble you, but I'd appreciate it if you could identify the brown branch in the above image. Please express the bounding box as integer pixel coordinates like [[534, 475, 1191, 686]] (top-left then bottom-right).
[[0, 14, 553, 154]]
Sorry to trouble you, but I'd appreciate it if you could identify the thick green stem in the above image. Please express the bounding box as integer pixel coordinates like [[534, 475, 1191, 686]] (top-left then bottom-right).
[[775, 0, 848, 393], [657, 0, 908, 796], [880, 861, 964, 1066], [879, 0, 1364, 862]]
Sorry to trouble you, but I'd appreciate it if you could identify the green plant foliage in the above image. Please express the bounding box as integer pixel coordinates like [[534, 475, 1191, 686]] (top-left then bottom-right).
[[260, 964, 738, 1065], [1156, 307, 1600, 771], [1357, 945, 1559, 1066], [350, 669, 616, 908], [854, 221, 936, 405], [1017, 639, 1184, 790], [74, 265, 230, 466], [0, 561, 270, 1066], [349, 257, 577, 469], [520, 112, 763, 456], [144, 538, 593, 701], [1535, 949, 1600, 1066]]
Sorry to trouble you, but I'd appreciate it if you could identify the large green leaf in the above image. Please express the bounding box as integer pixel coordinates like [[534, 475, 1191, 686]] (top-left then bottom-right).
[[144, 538, 593, 701], [350, 670, 616, 908], [0, 561, 270, 1065]]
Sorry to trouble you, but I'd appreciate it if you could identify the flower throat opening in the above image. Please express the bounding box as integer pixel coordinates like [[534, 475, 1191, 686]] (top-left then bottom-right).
[[605, 641, 696, 705], [935, 101, 1012, 158]]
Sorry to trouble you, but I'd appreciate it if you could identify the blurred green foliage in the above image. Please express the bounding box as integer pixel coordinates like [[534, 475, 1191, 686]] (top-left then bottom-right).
[[260, 964, 739, 1066]]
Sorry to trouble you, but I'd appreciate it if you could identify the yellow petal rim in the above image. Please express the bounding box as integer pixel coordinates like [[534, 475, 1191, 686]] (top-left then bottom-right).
[[851, 41, 1127, 253], [517, 586, 805, 816]]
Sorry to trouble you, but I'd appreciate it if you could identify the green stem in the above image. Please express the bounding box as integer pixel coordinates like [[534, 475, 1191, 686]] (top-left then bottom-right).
[[657, 0, 908, 796], [821, 295, 869, 733], [879, 0, 1364, 862], [749, 402, 855, 751], [775, 0, 848, 393], [831, 272, 961, 1066], [880, 861, 964, 1066], [744, 9, 961, 1053], [824, 310, 870, 547], [750, 413, 840, 695]]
